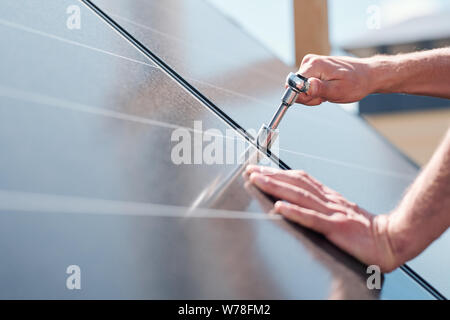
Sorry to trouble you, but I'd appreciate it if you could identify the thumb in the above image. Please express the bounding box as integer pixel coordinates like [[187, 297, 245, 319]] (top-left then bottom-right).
[[294, 77, 331, 105], [306, 77, 330, 100]]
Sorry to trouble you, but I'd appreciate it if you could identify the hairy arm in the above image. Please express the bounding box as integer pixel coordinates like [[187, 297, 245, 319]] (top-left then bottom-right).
[[246, 128, 450, 272], [388, 128, 450, 264], [294, 48, 450, 106]]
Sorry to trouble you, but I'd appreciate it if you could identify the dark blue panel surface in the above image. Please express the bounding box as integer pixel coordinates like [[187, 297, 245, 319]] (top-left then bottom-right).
[[0, 0, 440, 299]]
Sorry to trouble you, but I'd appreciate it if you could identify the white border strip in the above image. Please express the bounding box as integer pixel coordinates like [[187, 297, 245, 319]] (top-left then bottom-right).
[[0, 84, 242, 140], [0, 18, 155, 68], [0, 189, 280, 220], [0, 17, 346, 131], [0, 84, 416, 180]]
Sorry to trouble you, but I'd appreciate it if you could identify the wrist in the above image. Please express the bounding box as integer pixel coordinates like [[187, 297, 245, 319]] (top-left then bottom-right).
[[365, 55, 400, 94], [373, 214, 401, 272], [384, 207, 421, 268]]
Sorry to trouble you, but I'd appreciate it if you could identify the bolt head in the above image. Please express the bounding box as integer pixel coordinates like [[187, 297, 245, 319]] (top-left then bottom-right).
[[286, 72, 309, 93]]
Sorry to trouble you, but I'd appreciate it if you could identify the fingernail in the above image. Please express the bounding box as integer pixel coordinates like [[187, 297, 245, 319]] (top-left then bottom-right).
[[273, 202, 280, 212], [261, 166, 279, 175], [250, 172, 266, 185], [274, 201, 284, 210], [273, 201, 285, 215]]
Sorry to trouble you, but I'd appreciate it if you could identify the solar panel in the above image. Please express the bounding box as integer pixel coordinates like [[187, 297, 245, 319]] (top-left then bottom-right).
[[90, 0, 419, 214], [88, 0, 449, 297], [0, 0, 443, 299]]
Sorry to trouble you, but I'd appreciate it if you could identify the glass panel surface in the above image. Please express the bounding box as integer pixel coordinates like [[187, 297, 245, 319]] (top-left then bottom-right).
[[0, 0, 437, 299], [90, 0, 445, 298], [90, 0, 417, 174]]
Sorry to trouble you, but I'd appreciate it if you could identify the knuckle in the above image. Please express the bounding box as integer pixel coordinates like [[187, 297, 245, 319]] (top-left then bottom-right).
[[325, 194, 341, 203], [270, 181, 284, 194], [347, 201, 360, 212], [301, 53, 316, 64], [300, 170, 313, 180], [308, 56, 323, 68], [296, 94, 312, 104], [309, 81, 320, 96], [326, 202, 342, 213], [294, 169, 307, 177], [265, 176, 275, 187], [329, 213, 347, 225], [290, 172, 306, 184], [295, 187, 312, 200]]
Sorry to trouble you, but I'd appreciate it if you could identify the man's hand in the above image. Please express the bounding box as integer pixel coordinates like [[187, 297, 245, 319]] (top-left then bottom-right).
[[245, 129, 450, 274], [292, 54, 375, 106], [291, 48, 450, 106], [245, 165, 400, 272]]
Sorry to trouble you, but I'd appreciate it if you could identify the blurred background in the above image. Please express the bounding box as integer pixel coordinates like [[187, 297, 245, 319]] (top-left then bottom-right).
[[206, 0, 450, 166]]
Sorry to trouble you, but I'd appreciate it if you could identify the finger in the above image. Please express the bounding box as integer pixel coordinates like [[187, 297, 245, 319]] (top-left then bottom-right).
[[302, 97, 325, 106], [243, 181, 275, 214], [293, 170, 332, 195], [303, 77, 330, 100], [246, 166, 328, 202], [246, 165, 335, 199], [294, 80, 329, 105], [249, 172, 332, 213], [246, 164, 281, 176], [274, 201, 332, 235], [294, 92, 310, 103], [299, 55, 339, 80], [294, 93, 324, 106]]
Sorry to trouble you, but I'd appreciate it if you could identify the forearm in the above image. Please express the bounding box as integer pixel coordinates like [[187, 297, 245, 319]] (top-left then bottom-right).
[[388, 128, 450, 264], [368, 48, 450, 98]]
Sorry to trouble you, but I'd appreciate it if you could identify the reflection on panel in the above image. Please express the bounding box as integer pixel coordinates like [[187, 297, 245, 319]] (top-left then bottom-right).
[[0, 0, 252, 206], [91, 0, 417, 175], [89, 0, 448, 298], [0, 208, 433, 299], [91, 0, 292, 131], [89, 0, 422, 214], [0, 0, 150, 68], [0, 0, 437, 299]]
